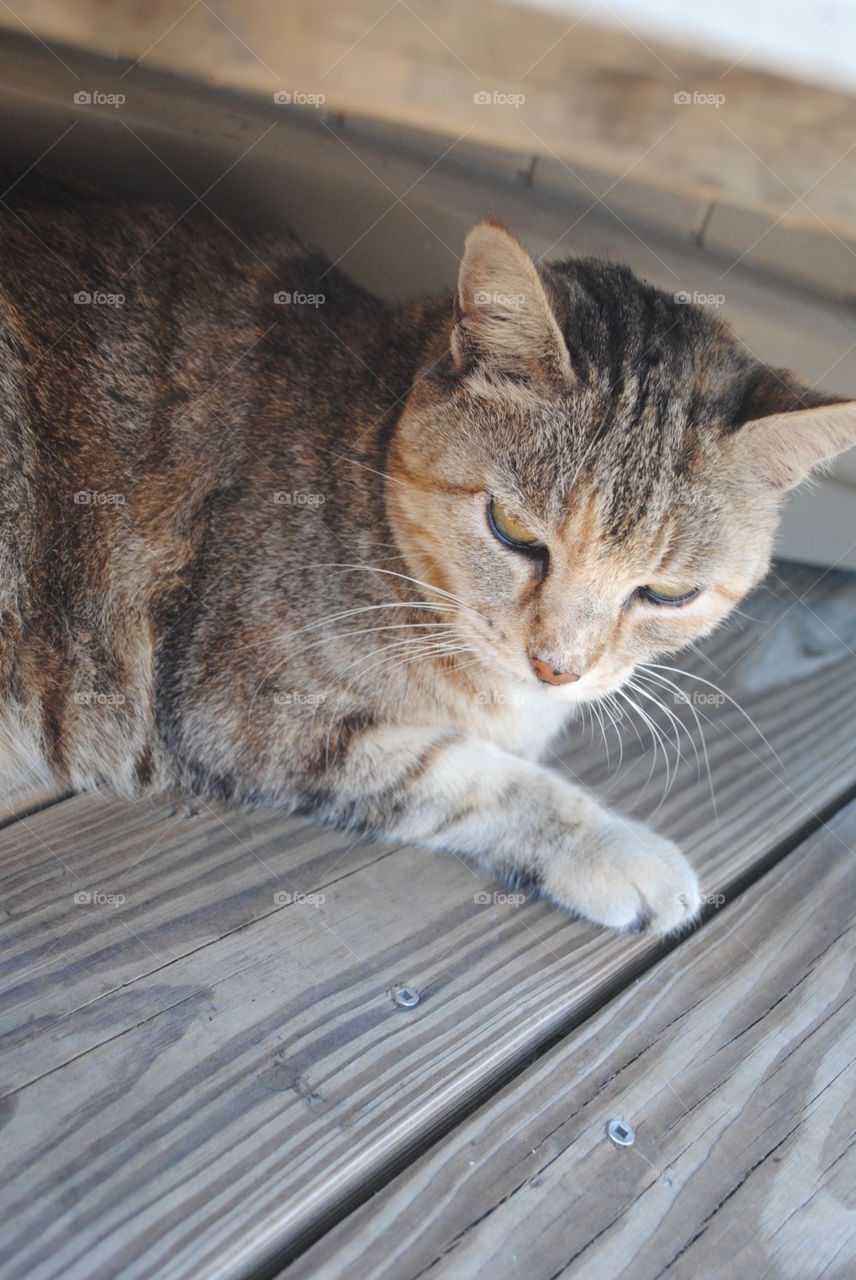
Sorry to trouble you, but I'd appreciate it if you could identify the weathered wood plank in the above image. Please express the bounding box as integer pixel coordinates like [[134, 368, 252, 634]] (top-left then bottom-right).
[[286, 802, 856, 1280], [0, 793, 396, 1094], [5, 0, 856, 241], [0, 778, 70, 827], [1, 564, 854, 1092], [0, 563, 855, 1280]]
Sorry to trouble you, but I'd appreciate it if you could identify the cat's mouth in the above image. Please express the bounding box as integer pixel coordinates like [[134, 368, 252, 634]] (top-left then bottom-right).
[[450, 609, 637, 701], [463, 617, 631, 703]]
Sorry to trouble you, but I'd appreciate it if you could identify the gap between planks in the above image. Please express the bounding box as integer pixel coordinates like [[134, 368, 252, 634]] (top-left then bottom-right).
[[253, 775, 856, 1278], [281, 799, 856, 1280], [2, 563, 856, 1280]]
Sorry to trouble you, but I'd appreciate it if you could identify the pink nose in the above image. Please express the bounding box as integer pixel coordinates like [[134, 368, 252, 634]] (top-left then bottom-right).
[[531, 658, 580, 686]]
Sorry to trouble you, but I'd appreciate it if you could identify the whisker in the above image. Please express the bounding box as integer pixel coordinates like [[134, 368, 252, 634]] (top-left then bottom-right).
[[643, 662, 785, 773], [252, 626, 460, 725], [601, 693, 626, 776], [633, 668, 718, 820], [628, 676, 696, 774], [589, 696, 609, 767], [314, 446, 410, 492], [626, 680, 680, 812], [303, 563, 490, 622], [320, 638, 478, 768], [616, 686, 670, 808], [245, 609, 459, 709], [242, 599, 460, 655]]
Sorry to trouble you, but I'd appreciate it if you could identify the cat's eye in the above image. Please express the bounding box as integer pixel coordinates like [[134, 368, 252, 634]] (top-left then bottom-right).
[[639, 583, 701, 607], [488, 498, 542, 550]]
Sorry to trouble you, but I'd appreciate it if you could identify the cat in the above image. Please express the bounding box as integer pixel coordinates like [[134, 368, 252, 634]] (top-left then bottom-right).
[[1, 172, 854, 934]]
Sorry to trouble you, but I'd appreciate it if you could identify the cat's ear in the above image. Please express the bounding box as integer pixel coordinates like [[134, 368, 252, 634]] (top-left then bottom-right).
[[727, 367, 856, 491], [451, 219, 574, 383]]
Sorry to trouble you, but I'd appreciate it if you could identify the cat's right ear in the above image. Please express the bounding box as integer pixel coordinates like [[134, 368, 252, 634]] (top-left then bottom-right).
[[726, 367, 856, 491], [450, 220, 574, 384]]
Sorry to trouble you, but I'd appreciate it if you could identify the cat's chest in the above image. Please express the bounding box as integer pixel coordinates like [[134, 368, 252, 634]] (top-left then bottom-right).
[[457, 683, 574, 760]]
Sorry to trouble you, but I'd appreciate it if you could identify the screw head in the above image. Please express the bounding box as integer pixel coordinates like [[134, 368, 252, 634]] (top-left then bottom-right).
[[389, 983, 420, 1008], [606, 1118, 635, 1147]]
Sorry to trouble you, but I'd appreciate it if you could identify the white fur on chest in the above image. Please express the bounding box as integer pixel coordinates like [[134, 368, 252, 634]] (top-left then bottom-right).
[[0, 703, 54, 797], [460, 680, 574, 760]]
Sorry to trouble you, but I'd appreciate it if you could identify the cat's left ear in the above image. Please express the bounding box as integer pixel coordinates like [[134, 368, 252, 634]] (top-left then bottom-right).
[[727, 367, 856, 491], [451, 219, 574, 383]]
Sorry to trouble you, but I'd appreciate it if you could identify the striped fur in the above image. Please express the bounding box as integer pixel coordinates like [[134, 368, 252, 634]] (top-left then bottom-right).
[[0, 176, 853, 933]]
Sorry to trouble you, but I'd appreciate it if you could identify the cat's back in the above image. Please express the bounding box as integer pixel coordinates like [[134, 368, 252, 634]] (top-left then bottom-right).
[[0, 170, 317, 366]]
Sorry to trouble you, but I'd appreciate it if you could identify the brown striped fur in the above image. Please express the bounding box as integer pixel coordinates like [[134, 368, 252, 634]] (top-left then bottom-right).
[[1, 174, 854, 933]]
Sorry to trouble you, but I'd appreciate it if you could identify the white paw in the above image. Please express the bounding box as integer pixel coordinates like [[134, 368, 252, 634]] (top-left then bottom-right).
[[541, 813, 701, 935]]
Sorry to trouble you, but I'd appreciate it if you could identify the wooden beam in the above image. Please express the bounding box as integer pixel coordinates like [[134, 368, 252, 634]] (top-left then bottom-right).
[[2, 0, 856, 238]]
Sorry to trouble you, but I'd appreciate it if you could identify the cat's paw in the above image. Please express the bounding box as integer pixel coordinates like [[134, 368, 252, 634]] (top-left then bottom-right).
[[541, 814, 701, 935]]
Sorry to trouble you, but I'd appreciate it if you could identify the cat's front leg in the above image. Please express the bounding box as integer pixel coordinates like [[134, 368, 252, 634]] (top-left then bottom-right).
[[314, 721, 701, 934]]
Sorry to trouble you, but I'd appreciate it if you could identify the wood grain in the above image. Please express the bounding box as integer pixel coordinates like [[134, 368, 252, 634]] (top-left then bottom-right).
[[4, 0, 856, 241], [286, 802, 856, 1280], [1, 564, 855, 1279], [0, 777, 69, 827], [1, 30, 855, 557]]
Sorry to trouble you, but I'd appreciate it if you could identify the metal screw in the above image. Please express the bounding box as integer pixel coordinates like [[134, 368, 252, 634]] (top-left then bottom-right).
[[389, 983, 420, 1008], [606, 1118, 635, 1147]]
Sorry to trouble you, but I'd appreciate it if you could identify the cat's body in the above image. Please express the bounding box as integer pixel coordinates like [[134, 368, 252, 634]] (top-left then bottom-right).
[[2, 173, 854, 933]]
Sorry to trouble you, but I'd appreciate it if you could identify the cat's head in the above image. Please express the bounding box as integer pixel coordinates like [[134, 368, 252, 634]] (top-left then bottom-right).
[[387, 220, 856, 701]]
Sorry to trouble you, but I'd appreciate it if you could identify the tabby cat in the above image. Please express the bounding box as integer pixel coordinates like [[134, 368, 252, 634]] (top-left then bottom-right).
[[1, 174, 854, 933]]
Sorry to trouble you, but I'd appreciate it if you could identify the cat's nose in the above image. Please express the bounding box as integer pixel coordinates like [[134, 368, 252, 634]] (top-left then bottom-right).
[[530, 657, 580, 686]]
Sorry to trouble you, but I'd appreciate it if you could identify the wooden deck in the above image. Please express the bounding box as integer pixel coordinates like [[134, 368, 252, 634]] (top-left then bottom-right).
[[2, 558, 856, 1280], [0, 7, 854, 1276]]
